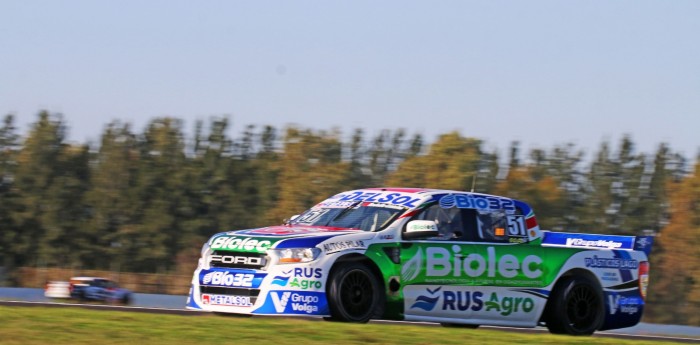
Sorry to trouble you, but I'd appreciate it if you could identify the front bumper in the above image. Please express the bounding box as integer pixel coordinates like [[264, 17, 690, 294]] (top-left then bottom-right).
[[186, 266, 330, 316]]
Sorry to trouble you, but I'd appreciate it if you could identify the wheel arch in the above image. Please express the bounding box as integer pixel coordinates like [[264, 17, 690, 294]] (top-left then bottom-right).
[[325, 252, 387, 321], [541, 267, 605, 328], [554, 268, 603, 291], [328, 253, 386, 292]]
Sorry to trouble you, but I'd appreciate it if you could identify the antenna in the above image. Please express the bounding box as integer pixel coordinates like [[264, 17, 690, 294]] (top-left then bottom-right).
[[470, 171, 477, 193]]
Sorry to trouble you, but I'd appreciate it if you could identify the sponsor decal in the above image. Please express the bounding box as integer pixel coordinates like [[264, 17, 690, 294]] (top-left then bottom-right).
[[199, 269, 266, 288], [332, 191, 421, 208], [601, 272, 619, 282], [404, 246, 543, 283], [315, 201, 361, 209], [255, 290, 328, 315], [566, 238, 623, 249], [401, 249, 422, 282], [245, 227, 329, 235], [210, 236, 272, 252], [410, 288, 535, 316], [271, 268, 324, 290], [271, 276, 290, 286], [210, 254, 264, 266], [635, 237, 651, 249], [542, 232, 635, 250], [484, 292, 535, 316], [295, 209, 332, 224], [202, 271, 253, 287], [608, 294, 642, 315], [633, 236, 654, 256], [439, 194, 516, 213], [201, 294, 253, 307], [407, 222, 437, 232], [442, 290, 484, 312], [290, 278, 322, 290], [584, 255, 638, 269], [410, 287, 442, 311], [322, 240, 365, 253], [364, 203, 405, 210], [270, 292, 320, 314]]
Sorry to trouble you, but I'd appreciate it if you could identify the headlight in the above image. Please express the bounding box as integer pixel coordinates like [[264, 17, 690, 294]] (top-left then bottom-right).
[[272, 248, 321, 264]]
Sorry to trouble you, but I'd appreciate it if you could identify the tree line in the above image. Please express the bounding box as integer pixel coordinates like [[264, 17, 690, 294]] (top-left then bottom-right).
[[0, 111, 698, 325]]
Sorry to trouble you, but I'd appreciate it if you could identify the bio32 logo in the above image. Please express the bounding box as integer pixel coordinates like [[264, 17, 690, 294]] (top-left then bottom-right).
[[202, 271, 254, 287]]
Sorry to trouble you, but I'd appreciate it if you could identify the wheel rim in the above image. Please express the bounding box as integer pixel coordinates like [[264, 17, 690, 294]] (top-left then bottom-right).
[[566, 284, 600, 331], [339, 269, 374, 319]]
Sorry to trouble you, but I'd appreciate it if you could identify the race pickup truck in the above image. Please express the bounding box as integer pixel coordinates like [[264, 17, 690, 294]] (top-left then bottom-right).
[[187, 188, 653, 335]]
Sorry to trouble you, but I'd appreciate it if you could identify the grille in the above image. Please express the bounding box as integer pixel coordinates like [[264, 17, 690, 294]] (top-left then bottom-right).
[[200, 286, 260, 296], [210, 251, 267, 270]]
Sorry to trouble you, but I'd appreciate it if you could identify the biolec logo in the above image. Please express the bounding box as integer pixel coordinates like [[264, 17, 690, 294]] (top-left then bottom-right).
[[402, 246, 543, 281], [210, 236, 272, 252]]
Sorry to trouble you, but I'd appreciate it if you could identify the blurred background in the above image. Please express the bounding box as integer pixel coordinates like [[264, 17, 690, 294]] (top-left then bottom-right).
[[1, 1, 698, 327], [0, 112, 698, 325]]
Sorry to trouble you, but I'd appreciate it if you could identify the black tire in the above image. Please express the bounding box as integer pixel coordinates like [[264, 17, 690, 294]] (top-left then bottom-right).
[[545, 276, 604, 336], [326, 262, 384, 323], [121, 294, 131, 305], [440, 323, 479, 329], [214, 312, 252, 318]]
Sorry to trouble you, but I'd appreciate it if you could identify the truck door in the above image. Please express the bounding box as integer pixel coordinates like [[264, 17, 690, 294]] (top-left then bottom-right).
[[465, 209, 547, 325], [400, 200, 546, 326], [400, 203, 480, 321]]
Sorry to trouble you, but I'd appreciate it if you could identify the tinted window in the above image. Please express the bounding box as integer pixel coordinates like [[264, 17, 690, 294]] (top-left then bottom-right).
[[410, 203, 528, 243], [411, 203, 466, 240]]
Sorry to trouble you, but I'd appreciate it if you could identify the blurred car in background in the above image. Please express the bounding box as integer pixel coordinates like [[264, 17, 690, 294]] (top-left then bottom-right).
[[44, 281, 71, 299], [44, 277, 132, 304]]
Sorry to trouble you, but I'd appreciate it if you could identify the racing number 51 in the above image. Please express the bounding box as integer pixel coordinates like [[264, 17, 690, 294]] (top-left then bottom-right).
[[507, 215, 526, 237]]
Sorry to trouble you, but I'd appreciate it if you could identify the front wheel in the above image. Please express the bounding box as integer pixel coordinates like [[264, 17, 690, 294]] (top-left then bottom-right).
[[440, 323, 479, 329], [326, 262, 383, 323], [545, 276, 604, 335]]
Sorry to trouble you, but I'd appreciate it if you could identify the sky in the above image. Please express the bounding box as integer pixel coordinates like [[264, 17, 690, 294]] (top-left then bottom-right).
[[1, 1, 699, 161]]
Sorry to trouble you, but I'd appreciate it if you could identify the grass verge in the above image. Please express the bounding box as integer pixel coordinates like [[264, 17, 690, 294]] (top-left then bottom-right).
[[0, 306, 687, 345]]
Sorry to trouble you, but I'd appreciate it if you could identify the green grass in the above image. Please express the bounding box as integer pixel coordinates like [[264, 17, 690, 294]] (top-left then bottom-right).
[[0, 306, 687, 345]]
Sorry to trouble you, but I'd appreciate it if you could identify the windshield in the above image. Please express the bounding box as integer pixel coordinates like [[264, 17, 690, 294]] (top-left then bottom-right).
[[290, 202, 405, 231]]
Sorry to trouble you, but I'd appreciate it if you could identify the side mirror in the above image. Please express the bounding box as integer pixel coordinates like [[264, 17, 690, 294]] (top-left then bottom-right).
[[403, 220, 439, 240], [284, 214, 300, 225]]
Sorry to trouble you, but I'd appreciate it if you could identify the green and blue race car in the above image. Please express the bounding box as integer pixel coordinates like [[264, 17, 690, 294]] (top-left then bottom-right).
[[187, 188, 652, 335]]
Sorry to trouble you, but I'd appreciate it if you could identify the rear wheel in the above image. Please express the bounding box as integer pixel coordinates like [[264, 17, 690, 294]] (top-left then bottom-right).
[[327, 262, 383, 323], [545, 276, 604, 335]]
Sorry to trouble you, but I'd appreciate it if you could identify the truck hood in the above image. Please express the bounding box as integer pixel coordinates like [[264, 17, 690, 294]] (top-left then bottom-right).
[[208, 225, 364, 253]]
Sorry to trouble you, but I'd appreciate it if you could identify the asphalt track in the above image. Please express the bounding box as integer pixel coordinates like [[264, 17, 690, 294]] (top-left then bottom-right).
[[2, 300, 699, 344]]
